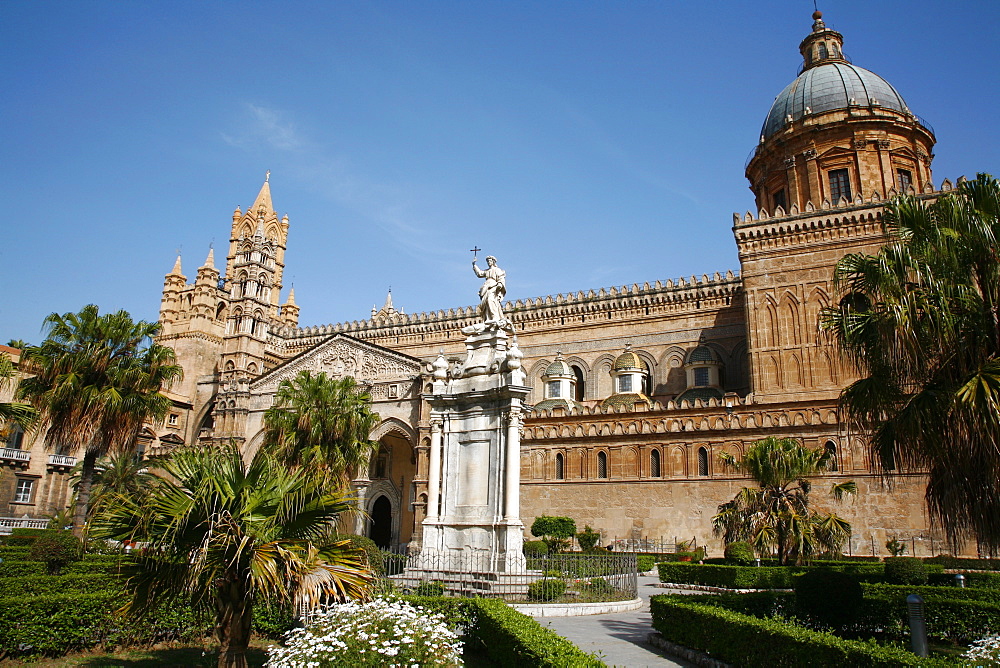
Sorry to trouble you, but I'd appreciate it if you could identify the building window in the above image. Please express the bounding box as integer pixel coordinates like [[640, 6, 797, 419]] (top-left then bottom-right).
[[829, 169, 852, 203], [13, 479, 33, 504], [618, 375, 633, 393], [825, 441, 838, 472], [555, 453, 565, 480], [6, 425, 24, 449], [697, 447, 709, 477], [572, 365, 586, 401], [168, 414, 179, 426], [597, 451, 608, 479], [650, 449, 661, 478], [694, 367, 710, 387], [818, 42, 828, 59], [773, 189, 786, 212], [547, 380, 561, 399], [897, 169, 913, 192]]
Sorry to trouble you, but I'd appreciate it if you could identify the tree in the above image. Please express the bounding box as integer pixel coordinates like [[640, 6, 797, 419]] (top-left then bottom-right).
[[263, 370, 379, 486], [822, 174, 1000, 553], [0, 352, 37, 433], [70, 450, 157, 522], [92, 444, 371, 668], [531, 515, 577, 553], [712, 437, 856, 565], [17, 305, 182, 537]]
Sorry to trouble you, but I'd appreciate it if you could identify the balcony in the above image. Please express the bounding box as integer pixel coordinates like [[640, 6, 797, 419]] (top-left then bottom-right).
[[0, 447, 30, 465], [47, 453, 77, 470], [0, 516, 48, 536]]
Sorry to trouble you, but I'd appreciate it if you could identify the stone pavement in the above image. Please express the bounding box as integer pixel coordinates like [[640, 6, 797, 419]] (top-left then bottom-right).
[[531, 575, 697, 667]]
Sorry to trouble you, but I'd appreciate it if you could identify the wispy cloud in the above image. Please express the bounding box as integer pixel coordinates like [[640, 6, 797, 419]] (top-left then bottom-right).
[[222, 104, 303, 151]]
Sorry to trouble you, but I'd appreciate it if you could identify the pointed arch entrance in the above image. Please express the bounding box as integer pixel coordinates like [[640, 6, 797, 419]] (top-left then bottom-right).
[[369, 495, 393, 548]]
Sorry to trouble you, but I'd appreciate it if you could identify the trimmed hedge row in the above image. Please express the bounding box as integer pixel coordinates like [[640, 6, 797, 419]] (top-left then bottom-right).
[[405, 596, 605, 667], [649, 595, 949, 667], [657, 562, 946, 588], [925, 555, 1000, 571], [929, 571, 1000, 588], [0, 573, 116, 598]]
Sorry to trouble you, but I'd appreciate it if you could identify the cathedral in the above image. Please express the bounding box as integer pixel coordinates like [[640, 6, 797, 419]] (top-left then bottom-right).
[[2, 13, 955, 554]]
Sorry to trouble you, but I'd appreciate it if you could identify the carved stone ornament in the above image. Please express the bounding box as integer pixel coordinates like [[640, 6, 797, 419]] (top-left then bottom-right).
[[250, 334, 421, 394], [802, 148, 817, 160]]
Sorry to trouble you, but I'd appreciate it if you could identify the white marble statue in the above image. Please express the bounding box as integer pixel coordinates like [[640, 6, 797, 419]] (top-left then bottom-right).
[[472, 255, 507, 325]]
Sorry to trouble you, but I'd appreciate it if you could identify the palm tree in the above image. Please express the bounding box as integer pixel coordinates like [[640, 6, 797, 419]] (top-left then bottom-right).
[[18, 305, 182, 537], [263, 370, 379, 486], [712, 437, 856, 565], [822, 174, 1000, 554], [92, 444, 371, 668], [70, 450, 157, 522], [0, 352, 37, 433]]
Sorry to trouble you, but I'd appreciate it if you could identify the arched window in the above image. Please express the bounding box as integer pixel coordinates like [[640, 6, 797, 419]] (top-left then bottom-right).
[[216, 302, 227, 320], [6, 424, 24, 450], [572, 365, 586, 401], [818, 42, 829, 59], [825, 441, 838, 472], [698, 447, 709, 476], [650, 449, 661, 478], [555, 453, 565, 480], [597, 451, 608, 478]]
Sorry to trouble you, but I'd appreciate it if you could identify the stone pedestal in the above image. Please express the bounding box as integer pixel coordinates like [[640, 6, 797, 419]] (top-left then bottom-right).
[[420, 325, 529, 572]]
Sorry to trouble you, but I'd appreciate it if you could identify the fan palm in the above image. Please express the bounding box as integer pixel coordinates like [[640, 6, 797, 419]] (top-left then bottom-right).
[[70, 450, 157, 521], [0, 352, 37, 432], [18, 305, 182, 536], [263, 370, 379, 486], [712, 437, 856, 565], [92, 444, 371, 668], [822, 174, 1000, 553]]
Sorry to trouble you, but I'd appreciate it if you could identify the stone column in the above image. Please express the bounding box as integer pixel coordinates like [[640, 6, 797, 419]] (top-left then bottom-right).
[[426, 419, 443, 522], [504, 409, 521, 521]]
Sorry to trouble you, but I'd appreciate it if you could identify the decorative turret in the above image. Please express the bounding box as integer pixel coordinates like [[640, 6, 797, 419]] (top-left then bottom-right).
[[676, 344, 724, 404], [746, 11, 935, 214], [601, 344, 651, 410], [159, 254, 187, 327], [279, 287, 300, 328], [534, 352, 583, 412]]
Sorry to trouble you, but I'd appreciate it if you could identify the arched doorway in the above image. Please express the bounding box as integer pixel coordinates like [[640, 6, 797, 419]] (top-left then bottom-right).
[[369, 495, 393, 549]]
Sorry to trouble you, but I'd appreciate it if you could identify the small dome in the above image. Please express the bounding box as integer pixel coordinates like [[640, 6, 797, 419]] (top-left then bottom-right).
[[613, 345, 645, 371], [543, 353, 573, 378], [762, 62, 909, 140], [687, 345, 718, 364]]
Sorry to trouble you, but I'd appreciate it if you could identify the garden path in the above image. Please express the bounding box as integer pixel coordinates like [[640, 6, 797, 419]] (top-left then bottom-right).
[[531, 574, 697, 667]]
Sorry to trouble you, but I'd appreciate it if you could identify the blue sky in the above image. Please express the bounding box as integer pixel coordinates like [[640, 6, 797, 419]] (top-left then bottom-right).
[[2, 1, 997, 343]]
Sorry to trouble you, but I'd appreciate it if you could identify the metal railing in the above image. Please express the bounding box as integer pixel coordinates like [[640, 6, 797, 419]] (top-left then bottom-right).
[[375, 548, 638, 602], [0, 447, 30, 463]]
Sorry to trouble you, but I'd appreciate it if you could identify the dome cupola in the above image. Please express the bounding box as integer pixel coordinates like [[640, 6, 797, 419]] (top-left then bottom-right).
[[534, 352, 583, 412], [602, 344, 651, 410], [746, 12, 935, 215]]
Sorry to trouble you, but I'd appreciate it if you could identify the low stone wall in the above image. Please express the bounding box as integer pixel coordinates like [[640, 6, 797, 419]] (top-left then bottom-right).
[[512, 598, 642, 617]]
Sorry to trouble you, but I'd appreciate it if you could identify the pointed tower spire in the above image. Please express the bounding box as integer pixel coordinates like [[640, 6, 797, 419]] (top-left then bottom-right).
[[383, 288, 394, 313], [202, 246, 215, 270], [286, 286, 296, 305], [169, 254, 183, 276], [250, 173, 274, 215]]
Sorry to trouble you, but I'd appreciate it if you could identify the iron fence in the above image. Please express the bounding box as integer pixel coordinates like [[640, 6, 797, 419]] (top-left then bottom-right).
[[375, 548, 637, 602]]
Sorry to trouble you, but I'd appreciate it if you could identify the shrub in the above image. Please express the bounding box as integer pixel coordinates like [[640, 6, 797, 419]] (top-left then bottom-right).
[[658, 562, 798, 589], [576, 525, 600, 551], [885, 538, 907, 557], [794, 569, 863, 628], [884, 556, 927, 585], [0, 528, 48, 546], [414, 580, 446, 596], [531, 515, 577, 553], [28, 530, 82, 574], [579, 577, 616, 596], [467, 598, 604, 666], [528, 578, 567, 601], [649, 595, 949, 667], [523, 540, 548, 557], [637, 555, 655, 572], [265, 599, 462, 667], [340, 534, 383, 574], [724, 541, 756, 566], [926, 555, 1000, 571]]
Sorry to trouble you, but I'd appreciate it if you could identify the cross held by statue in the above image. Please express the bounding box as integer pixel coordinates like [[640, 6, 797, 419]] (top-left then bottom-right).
[[470, 246, 481, 261]]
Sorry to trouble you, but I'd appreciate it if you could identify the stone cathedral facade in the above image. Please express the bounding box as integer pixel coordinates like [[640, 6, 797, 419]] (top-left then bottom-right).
[[1, 14, 960, 553]]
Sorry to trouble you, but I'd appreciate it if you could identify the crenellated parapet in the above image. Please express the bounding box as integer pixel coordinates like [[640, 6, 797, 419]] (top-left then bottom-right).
[[271, 270, 742, 349]]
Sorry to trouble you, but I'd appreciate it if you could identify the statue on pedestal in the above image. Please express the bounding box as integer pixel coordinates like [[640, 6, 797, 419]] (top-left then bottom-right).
[[472, 255, 508, 326]]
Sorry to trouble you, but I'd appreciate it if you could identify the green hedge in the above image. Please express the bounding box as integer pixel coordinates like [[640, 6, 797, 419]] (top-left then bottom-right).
[[657, 562, 945, 588], [859, 585, 1000, 644], [404, 596, 604, 667], [929, 571, 1000, 588], [0, 573, 118, 598], [649, 595, 948, 667], [925, 555, 1000, 571]]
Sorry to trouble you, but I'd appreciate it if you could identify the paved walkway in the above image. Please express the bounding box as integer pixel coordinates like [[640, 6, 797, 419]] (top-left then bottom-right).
[[530, 575, 696, 667]]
